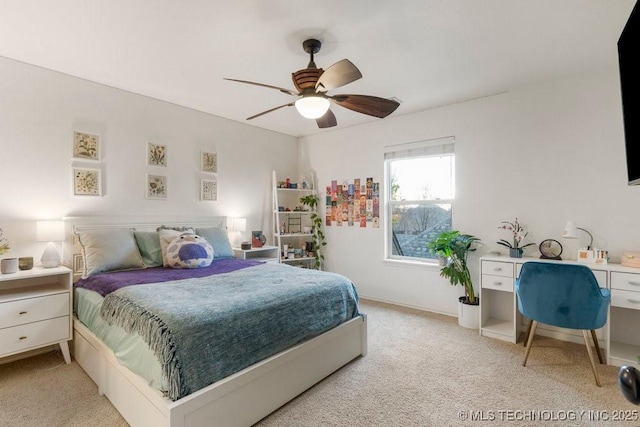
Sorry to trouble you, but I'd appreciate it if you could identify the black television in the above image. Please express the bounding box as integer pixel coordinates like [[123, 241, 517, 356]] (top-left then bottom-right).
[[618, 0, 640, 185]]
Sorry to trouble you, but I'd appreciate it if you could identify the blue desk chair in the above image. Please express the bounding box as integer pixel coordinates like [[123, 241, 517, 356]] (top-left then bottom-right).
[[515, 262, 610, 386]]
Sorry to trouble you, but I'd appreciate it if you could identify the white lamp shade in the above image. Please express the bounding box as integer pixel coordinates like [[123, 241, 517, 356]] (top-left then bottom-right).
[[295, 96, 330, 119], [37, 220, 65, 242], [563, 221, 578, 239], [231, 218, 247, 232]]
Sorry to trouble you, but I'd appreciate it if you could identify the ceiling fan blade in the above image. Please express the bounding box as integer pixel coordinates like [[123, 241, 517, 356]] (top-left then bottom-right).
[[330, 94, 400, 118], [315, 59, 362, 92], [316, 109, 337, 128], [224, 78, 298, 96], [247, 102, 295, 120]]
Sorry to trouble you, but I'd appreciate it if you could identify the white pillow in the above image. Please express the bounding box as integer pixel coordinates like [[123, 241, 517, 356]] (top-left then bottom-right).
[[77, 228, 146, 278]]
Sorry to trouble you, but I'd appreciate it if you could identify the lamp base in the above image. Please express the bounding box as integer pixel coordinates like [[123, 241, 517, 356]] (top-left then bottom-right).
[[41, 242, 61, 268]]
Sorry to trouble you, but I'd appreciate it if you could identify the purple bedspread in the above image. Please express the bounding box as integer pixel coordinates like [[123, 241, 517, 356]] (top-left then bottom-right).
[[74, 258, 262, 297]]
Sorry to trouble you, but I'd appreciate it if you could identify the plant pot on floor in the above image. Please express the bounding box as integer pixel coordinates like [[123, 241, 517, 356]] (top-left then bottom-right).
[[458, 296, 480, 329]]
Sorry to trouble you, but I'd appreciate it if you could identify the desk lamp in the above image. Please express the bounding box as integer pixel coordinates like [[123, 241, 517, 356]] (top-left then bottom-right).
[[562, 221, 593, 250], [37, 220, 64, 268], [230, 218, 247, 248]]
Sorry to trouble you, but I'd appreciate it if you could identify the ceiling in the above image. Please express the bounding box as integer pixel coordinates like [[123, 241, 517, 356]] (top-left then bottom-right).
[[0, 0, 635, 138]]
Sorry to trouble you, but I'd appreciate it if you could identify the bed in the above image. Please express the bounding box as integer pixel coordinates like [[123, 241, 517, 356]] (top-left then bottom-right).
[[65, 217, 367, 427]]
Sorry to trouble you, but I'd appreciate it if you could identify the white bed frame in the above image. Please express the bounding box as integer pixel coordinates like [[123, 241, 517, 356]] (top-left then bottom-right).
[[65, 216, 367, 427]]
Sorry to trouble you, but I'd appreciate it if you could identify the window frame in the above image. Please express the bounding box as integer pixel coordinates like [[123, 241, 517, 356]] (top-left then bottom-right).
[[384, 137, 455, 263]]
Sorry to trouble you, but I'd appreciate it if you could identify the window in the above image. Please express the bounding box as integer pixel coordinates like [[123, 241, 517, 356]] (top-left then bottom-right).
[[384, 138, 455, 262]]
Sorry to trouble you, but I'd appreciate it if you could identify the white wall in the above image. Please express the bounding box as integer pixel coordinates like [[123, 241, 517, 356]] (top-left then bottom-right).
[[300, 67, 640, 315], [0, 56, 298, 262]]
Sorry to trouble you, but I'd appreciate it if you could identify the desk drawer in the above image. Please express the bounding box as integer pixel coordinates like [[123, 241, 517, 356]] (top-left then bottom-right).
[[0, 293, 69, 329], [611, 289, 640, 310], [481, 274, 514, 292], [481, 261, 513, 278], [611, 272, 640, 292], [0, 316, 70, 356]]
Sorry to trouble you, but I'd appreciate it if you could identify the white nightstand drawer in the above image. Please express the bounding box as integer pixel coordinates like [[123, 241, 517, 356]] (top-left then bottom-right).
[[481, 261, 513, 278], [0, 292, 69, 329], [0, 316, 70, 356], [611, 289, 640, 310], [610, 272, 640, 292], [481, 274, 514, 292]]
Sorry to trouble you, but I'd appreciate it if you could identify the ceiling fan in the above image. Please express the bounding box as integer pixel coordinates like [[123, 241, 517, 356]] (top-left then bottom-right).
[[224, 38, 400, 128]]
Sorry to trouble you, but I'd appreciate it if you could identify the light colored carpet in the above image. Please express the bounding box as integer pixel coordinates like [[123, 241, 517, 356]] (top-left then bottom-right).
[[0, 300, 636, 426]]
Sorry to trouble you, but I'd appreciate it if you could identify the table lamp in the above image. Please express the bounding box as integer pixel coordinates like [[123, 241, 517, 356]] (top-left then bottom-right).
[[37, 220, 64, 268], [562, 221, 593, 250], [230, 217, 247, 248]]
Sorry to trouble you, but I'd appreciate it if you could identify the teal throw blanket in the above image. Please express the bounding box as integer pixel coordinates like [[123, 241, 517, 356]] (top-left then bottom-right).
[[100, 263, 360, 401]]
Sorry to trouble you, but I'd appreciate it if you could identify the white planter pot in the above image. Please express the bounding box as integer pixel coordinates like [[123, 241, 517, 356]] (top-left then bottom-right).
[[457, 297, 480, 329]]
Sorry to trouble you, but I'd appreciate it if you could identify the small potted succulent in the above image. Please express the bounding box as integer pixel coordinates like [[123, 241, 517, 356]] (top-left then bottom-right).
[[497, 218, 535, 258]]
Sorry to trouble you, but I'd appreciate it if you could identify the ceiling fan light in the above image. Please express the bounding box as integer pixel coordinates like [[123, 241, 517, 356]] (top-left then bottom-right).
[[295, 96, 330, 119]]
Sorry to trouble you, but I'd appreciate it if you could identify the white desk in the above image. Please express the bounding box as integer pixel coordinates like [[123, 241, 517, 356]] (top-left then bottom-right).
[[479, 255, 640, 368]]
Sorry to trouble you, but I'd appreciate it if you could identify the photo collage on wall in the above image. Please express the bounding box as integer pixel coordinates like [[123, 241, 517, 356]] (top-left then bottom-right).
[[325, 178, 380, 228]]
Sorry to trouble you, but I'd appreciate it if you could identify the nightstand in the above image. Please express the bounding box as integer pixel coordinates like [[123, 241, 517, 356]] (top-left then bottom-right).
[[233, 246, 279, 263], [0, 266, 72, 363]]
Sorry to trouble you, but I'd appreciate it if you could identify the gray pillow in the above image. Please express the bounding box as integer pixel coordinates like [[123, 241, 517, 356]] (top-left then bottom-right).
[[134, 231, 163, 267], [77, 228, 146, 278], [196, 227, 234, 258]]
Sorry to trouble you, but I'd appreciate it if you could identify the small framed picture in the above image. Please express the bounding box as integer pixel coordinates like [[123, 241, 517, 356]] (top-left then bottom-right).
[[73, 131, 100, 161], [251, 231, 265, 248], [200, 178, 217, 201], [146, 174, 167, 199], [201, 151, 217, 173], [73, 254, 85, 275], [147, 142, 167, 167], [73, 167, 101, 196]]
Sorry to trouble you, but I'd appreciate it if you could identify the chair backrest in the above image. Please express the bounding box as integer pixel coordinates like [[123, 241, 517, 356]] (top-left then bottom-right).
[[515, 261, 610, 330]]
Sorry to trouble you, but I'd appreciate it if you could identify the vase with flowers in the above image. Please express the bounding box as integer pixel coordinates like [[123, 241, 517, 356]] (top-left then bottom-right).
[[497, 218, 535, 258]]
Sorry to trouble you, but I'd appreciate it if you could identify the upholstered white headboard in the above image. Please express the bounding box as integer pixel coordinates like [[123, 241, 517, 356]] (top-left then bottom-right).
[[63, 216, 227, 281]]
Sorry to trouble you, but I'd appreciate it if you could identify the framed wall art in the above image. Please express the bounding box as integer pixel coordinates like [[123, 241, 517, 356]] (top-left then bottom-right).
[[73, 167, 101, 196], [146, 174, 167, 199], [73, 254, 85, 275], [200, 178, 217, 201], [147, 142, 167, 167], [73, 131, 100, 161], [201, 151, 217, 174]]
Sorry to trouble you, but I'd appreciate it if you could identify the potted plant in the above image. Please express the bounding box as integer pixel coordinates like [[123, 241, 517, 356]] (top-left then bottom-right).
[[427, 230, 481, 329], [0, 228, 9, 256], [497, 218, 535, 258], [299, 194, 326, 269]]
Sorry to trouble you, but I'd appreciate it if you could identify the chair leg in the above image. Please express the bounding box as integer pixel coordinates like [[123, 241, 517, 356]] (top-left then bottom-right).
[[590, 329, 604, 364], [582, 330, 601, 387], [522, 319, 533, 346], [522, 320, 538, 366]]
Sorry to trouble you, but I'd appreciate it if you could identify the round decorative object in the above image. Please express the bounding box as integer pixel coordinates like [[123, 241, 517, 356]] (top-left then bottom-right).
[[619, 366, 640, 405], [166, 233, 213, 268], [539, 239, 563, 260]]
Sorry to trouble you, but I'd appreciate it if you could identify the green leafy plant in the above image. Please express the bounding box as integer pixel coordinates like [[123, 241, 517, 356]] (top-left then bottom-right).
[[299, 194, 326, 269], [0, 228, 9, 255], [427, 230, 481, 305]]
